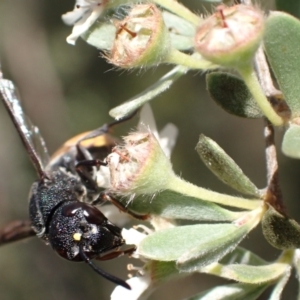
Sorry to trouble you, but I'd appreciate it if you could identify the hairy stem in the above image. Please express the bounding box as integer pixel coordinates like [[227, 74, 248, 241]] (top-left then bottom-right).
[[263, 119, 286, 215]]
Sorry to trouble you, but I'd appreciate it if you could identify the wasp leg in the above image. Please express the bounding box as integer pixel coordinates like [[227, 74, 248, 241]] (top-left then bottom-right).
[[75, 163, 100, 197], [95, 192, 149, 221], [0, 220, 35, 246], [75, 159, 107, 191], [76, 159, 107, 168], [96, 245, 137, 261], [75, 144, 106, 196]]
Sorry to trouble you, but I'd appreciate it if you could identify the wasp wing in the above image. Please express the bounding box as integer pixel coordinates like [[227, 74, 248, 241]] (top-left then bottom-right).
[[0, 78, 50, 177]]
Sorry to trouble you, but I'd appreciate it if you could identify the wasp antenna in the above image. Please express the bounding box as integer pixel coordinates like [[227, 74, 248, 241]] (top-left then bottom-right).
[[79, 245, 131, 290]]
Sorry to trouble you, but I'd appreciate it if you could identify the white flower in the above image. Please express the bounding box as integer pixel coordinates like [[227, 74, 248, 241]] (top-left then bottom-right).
[[137, 104, 178, 159], [62, 0, 106, 45], [111, 275, 153, 300], [111, 229, 154, 300], [122, 228, 150, 250]]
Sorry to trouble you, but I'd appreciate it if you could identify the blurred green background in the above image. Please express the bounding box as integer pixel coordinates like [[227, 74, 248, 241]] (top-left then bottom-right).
[[0, 0, 300, 299]]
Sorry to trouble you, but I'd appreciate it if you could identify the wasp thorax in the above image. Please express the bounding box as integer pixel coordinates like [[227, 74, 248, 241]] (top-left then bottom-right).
[[194, 4, 264, 67]]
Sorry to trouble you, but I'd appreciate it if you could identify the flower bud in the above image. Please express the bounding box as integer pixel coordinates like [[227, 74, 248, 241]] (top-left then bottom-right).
[[262, 205, 300, 250], [108, 4, 171, 68], [194, 4, 264, 67], [107, 130, 174, 197]]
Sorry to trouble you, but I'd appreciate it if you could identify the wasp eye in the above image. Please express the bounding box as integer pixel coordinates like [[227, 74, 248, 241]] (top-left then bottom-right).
[[61, 202, 107, 225]]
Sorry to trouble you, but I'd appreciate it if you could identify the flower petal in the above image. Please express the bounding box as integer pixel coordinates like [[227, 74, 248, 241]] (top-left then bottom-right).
[[138, 104, 178, 158], [158, 123, 178, 158], [138, 104, 159, 137], [63, 3, 104, 45], [111, 276, 152, 300]]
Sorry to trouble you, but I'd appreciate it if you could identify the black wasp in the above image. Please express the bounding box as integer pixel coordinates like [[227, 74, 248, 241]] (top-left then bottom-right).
[[0, 74, 146, 290]]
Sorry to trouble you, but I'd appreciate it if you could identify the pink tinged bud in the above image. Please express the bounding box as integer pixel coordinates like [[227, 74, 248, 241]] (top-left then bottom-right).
[[107, 131, 174, 196], [194, 4, 265, 67], [108, 4, 171, 68]]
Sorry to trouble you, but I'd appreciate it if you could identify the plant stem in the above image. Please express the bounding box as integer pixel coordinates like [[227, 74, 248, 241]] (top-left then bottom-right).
[[167, 175, 262, 210], [263, 119, 286, 215], [0, 220, 35, 246], [109, 65, 187, 119], [238, 64, 284, 126], [167, 49, 217, 70], [277, 248, 294, 264]]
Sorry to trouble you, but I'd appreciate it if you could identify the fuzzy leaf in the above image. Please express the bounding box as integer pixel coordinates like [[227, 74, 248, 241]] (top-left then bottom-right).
[[110, 65, 187, 119], [187, 283, 268, 300], [82, 22, 115, 50], [203, 263, 291, 284], [125, 190, 244, 222], [206, 72, 263, 118], [262, 205, 300, 249], [282, 124, 300, 158], [177, 224, 250, 272], [148, 261, 181, 283], [196, 135, 259, 196], [138, 223, 250, 270], [162, 11, 195, 50], [264, 12, 300, 117], [220, 247, 267, 266]]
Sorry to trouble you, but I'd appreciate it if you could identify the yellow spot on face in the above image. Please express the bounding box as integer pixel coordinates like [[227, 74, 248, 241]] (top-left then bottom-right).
[[73, 232, 82, 241]]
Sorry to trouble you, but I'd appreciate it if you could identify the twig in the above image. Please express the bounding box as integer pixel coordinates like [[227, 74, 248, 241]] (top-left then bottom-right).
[[263, 119, 286, 215], [254, 47, 280, 98], [254, 46, 291, 120], [0, 220, 35, 246]]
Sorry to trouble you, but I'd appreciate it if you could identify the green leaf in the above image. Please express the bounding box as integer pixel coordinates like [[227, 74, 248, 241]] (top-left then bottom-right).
[[162, 11, 195, 50], [82, 22, 115, 50], [177, 224, 250, 272], [282, 124, 300, 158], [138, 223, 249, 270], [187, 283, 268, 300], [264, 12, 300, 117], [220, 247, 267, 266], [203, 249, 292, 284], [109, 65, 187, 119], [204, 263, 291, 284], [125, 190, 244, 222], [147, 261, 181, 283], [262, 205, 300, 249], [196, 135, 260, 197], [206, 72, 263, 118]]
